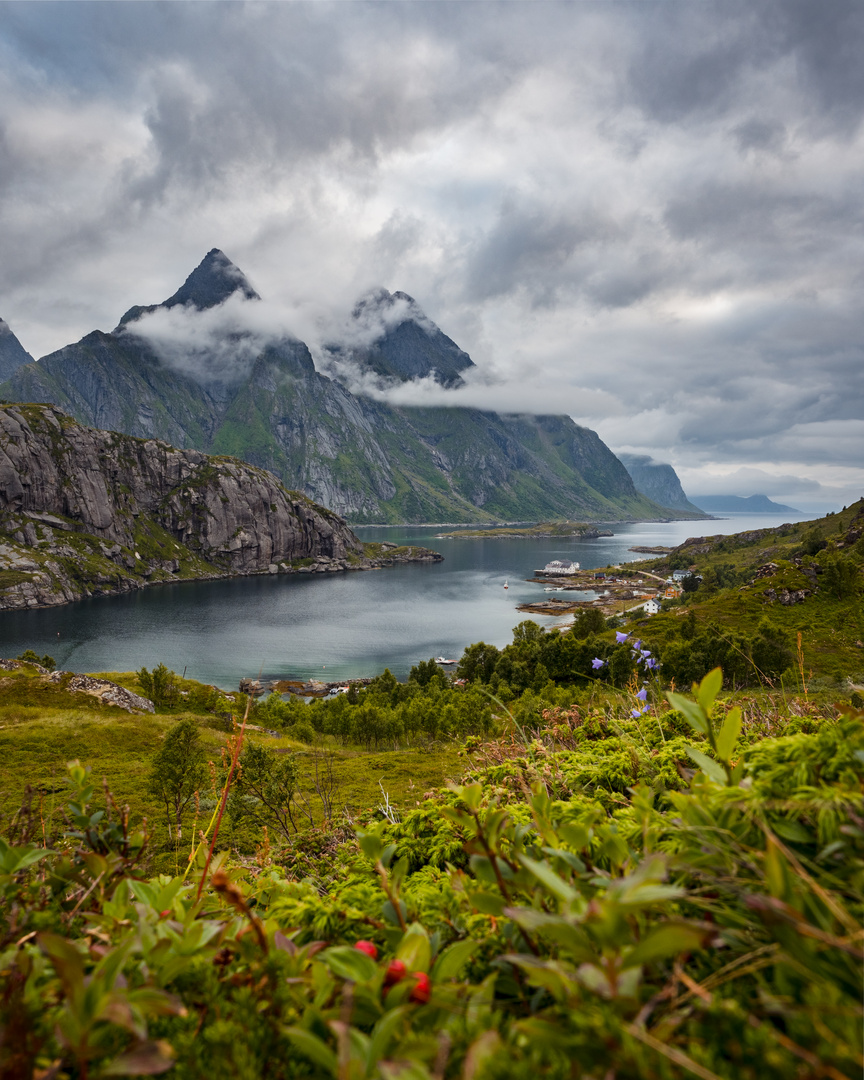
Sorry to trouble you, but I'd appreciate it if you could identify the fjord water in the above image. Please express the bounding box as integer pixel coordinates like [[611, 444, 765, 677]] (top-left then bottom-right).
[[0, 513, 809, 689]]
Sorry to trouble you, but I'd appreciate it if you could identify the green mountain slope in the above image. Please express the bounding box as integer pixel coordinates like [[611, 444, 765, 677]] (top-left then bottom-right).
[[2, 250, 674, 524]]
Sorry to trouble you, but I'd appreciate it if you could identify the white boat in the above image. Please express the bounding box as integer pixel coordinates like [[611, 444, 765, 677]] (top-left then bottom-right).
[[503, 580, 509, 589], [435, 656, 457, 665]]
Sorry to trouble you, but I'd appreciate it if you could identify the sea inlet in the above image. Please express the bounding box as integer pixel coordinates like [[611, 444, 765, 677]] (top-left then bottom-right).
[[0, 514, 808, 689]]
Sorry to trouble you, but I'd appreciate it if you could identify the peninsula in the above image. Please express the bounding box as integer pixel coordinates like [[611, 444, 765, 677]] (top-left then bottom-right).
[[0, 404, 441, 611]]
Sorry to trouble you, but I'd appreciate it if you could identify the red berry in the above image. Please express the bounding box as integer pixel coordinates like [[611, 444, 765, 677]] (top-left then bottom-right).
[[383, 959, 407, 987], [409, 971, 431, 1003], [354, 940, 378, 960], [160, 909, 171, 918]]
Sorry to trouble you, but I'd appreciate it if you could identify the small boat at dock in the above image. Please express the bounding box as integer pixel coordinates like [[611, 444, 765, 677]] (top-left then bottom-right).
[[435, 656, 457, 665]]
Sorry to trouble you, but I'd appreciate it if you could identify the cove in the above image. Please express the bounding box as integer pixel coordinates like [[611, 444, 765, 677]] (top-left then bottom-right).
[[0, 513, 808, 689]]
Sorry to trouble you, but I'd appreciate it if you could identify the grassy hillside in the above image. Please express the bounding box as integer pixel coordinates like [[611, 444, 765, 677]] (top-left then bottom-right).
[[617, 499, 864, 693]]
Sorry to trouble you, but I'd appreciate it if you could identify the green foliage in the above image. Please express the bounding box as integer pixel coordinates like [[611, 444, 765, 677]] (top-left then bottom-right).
[[137, 662, 180, 707], [16, 649, 56, 671], [230, 742, 300, 841], [147, 718, 207, 842], [1, 691, 862, 1080], [800, 526, 827, 555], [821, 553, 861, 599]]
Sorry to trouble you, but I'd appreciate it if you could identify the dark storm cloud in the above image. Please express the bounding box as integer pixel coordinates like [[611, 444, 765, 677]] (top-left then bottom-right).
[[465, 198, 619, 305], [625, 0, 864, 133], [732, 118, 788, 157], [0, 0, 861, 508]]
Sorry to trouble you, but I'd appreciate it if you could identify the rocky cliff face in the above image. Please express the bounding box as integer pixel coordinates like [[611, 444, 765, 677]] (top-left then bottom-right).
[[2, 251, 671, 524], [618, 454, 706, 516], [0, 403, 384, 610], [0, 317, 34, 381]]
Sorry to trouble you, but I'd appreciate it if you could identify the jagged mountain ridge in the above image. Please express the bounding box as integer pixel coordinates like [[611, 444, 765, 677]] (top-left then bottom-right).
[[0, 317, 34, 382], [618, 453, 706, 515], [2, 250, 671, 523], [116, 248, 261, 329]]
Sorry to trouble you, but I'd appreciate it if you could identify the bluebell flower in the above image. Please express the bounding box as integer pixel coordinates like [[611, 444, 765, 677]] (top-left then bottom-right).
[[645, 658, 658, 671], [615, 631, 629, 644], [592, 657, 606, 669], [641, 649, 652, 659], [636, 687, 648, 701], [631, 706, 649, 718]]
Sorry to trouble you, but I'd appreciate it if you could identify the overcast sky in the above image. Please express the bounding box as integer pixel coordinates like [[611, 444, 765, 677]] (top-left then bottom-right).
[[1, 1, 862, 512]]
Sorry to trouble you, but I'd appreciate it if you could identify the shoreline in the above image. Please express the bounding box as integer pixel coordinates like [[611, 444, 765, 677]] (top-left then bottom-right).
[[0, 545, 444, 614]]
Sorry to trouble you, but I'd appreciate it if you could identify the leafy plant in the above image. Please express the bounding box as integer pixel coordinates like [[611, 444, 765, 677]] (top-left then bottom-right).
[[147, 718, 207, 842]]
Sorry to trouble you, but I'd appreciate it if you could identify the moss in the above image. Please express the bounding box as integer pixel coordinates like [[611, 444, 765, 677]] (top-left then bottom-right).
[[0, 569, 35, 591]]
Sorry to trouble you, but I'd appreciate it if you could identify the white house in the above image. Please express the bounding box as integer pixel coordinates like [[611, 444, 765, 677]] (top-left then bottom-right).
[[536, 559, 580, 575], [643, 598, 661, 616]]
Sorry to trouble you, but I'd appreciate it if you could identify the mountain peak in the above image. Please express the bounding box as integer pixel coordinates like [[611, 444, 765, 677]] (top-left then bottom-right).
[[351, 287, 421, 323], [344, 288, 475, 387], [163, 249, 260, 311], [117, 249, 260, 328], [0, 317, 34, 380]]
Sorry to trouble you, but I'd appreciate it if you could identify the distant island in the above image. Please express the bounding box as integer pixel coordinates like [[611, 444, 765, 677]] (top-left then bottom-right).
[[690, 494, 801, 514], [436, 522, 615, 539]]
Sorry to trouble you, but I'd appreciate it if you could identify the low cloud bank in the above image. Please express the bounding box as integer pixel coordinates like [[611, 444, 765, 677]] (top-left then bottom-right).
[[125, 291, 620, 420]]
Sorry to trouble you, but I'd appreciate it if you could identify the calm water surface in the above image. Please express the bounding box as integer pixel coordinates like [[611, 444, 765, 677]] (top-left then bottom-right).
[[0, 513, 810, 689]]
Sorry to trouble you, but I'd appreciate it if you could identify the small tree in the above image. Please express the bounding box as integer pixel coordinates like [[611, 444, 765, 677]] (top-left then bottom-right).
[[147, 718, 206, 842], [229, 742, 300, 841], [822, 555, 860, 600], [137, 663, 178, 707]]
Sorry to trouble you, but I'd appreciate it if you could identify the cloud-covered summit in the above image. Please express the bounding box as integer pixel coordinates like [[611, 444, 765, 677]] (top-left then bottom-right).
[[330, 288, 475, 388]]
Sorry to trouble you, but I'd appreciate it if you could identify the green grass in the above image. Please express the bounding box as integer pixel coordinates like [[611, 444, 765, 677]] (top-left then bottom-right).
[[616, 499, 864, 690], [0, 667, 462, 874]]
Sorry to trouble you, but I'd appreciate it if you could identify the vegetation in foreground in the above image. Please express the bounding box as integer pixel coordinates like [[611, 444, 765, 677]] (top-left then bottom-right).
[[0, 501, 862, 1077], [1, 668, 862, 1079]]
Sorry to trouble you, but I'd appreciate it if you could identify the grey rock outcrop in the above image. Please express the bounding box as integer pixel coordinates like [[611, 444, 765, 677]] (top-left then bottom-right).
[[0, 402, 411, 610], [0, 403, 360, 569]]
